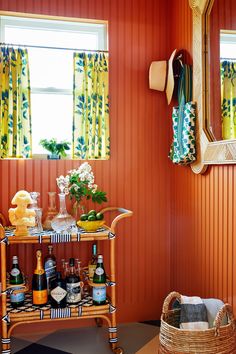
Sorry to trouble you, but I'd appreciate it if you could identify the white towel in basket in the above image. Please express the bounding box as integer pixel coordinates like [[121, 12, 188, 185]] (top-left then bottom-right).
[[180, 295, 209, 330]]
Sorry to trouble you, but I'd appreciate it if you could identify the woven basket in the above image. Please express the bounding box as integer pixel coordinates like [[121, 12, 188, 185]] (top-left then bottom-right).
[[159, 291, 236, 354]]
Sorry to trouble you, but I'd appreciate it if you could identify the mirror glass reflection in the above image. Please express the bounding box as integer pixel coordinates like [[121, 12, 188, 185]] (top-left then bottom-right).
[[208, 0, 236, 142]]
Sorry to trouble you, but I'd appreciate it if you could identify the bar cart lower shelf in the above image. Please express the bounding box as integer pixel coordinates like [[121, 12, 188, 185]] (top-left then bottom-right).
[[0, 207, 133, 354]]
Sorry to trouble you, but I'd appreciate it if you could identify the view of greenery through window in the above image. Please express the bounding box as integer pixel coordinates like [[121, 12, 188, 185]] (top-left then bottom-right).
[[0, 16, 107, 155]]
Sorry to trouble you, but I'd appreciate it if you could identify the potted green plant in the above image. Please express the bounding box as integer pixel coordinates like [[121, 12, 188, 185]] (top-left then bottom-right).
[[39, 138, 71, 159]]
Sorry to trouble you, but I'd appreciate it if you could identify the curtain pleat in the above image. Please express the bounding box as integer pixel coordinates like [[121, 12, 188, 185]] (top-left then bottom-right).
[[0, 46, 32, 158], [221, 60, 236, 140], [72, 52, 110, 159]]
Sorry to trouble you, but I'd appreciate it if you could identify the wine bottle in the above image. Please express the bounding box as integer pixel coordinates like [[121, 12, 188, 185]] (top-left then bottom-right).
[[9, 256, 25, 308], [66, 258, 82, 304], [92, 254, 106, 305], [88, 244, 97, 281], [50, 272, 67, 308], [44, 244, 57, 293], [32, 249, 48, 306]]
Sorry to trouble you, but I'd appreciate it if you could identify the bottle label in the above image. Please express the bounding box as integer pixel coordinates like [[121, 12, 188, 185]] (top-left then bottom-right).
[[93, 286, 106, 303], [10, 269, 20, 277], [95, 267, 104, 276], [33, 289, 48, 305], [10, 288, 25, 304], [45, 260, 56, 278], [51, 286, 67, 303], [66, 282, 81, 303], [88, 264, 96, 280]]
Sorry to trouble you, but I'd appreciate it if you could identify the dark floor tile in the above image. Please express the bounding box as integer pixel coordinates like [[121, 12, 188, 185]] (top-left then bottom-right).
[[140, 320, 160, 327], [15, 343, 71, 354]]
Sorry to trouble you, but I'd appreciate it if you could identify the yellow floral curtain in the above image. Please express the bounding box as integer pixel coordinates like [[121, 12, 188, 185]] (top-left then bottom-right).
[[221, 60, 236, 140], [0, 47, 32, 158], [73, 52, 110, 159]]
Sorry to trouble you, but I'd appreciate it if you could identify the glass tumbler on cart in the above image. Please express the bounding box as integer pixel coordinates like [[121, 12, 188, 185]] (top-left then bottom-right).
[[30, 192, 43, 233]]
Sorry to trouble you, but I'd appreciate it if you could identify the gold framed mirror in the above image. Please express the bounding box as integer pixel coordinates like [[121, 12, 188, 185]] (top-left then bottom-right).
[[189, 0, 236, 174]]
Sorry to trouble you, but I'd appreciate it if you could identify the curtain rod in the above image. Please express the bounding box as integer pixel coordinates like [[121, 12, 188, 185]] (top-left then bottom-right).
[[0, 42, 108, 53], [220, 57, 236, 61]]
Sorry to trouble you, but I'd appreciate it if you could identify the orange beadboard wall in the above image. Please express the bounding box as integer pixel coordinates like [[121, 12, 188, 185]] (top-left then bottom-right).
[[0, 0, 172, 325], [2, 0, 235, 331], [209, 0, 236, 140], [170, 0, 236, 314]]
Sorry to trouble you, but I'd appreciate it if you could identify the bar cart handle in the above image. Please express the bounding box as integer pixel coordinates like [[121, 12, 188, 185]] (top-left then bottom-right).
[[99, 207, 133, 234]]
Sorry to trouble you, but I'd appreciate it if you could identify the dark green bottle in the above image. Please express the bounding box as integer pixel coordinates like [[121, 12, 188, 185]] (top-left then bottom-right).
[[92, 254, 106, 305], [50, 272, 67, 308], [10, 256, 25, 308]]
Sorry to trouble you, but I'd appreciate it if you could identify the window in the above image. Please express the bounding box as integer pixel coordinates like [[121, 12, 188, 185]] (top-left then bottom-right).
[[220, 31, 236, 60], [0, 14, 108, 156]]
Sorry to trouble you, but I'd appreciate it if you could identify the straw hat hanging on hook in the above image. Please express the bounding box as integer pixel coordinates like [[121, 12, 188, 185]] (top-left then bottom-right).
[[149, 49, 183, 105]]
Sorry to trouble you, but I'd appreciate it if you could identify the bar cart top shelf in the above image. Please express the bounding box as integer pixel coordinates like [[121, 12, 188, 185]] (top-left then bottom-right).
[[0, 207, 133, 244]]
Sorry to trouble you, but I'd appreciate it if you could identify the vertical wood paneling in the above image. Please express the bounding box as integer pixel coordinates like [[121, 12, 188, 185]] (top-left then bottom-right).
[[0, 0, 171, 325], [209, 0, 236, 140], [170, 0, 236, 316], [4, 0, 236, 329]]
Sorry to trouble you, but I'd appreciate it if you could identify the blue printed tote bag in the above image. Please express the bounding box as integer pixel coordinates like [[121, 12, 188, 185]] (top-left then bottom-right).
[[169, 65, 196, 165]]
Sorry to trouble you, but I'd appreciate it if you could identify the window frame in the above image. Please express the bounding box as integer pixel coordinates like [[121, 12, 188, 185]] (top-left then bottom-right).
[[0, 11, 108, 159]]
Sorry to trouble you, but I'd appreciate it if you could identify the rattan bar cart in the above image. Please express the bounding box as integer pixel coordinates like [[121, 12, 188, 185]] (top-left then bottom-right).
[[0, 207, 133, 354]]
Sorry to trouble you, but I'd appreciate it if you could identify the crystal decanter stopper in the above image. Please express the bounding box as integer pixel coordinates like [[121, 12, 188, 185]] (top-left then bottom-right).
[[30, 192, 43, 233], [51, 175, 76, 233], [43, 192, 58, 230]]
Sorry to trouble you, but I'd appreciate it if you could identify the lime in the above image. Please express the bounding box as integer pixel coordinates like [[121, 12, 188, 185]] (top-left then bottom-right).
[[96, 212, 104, 220], [80, 213, 88, 221], [88, 214, 96, 221], [88, 210, 97, 216]]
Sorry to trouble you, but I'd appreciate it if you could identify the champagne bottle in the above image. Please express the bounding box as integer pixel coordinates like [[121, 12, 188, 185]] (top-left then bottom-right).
[[44, 244, 57, 293], [50, 272, 67, 308], [66, 258, 82, 304], [88, 244, 97, 281], [9, 256, 25, 308], [92, 254, 106, 305], [32, 250, 48, 306]]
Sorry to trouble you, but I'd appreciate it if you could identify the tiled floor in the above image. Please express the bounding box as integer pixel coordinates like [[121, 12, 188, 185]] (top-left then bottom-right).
[[10, 322, 160, 354]]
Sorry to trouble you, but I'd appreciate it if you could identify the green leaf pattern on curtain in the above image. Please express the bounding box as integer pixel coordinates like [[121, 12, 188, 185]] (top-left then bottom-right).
[[221, 60, 236, 140], [73, 52, 110, 159], [0, 46, 32, 158]]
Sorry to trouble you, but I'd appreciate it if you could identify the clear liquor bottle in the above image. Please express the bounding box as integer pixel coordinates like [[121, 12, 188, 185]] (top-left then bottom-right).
[[75, 258, 81, 277], [66, 258, 82, 304], [63, 261, 69, 278]]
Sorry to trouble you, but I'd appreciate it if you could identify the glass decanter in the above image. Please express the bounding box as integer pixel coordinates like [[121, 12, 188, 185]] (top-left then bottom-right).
[[43, 192, 58, 230], [51, 176, 75, 233], [30, 192, 43, 233]]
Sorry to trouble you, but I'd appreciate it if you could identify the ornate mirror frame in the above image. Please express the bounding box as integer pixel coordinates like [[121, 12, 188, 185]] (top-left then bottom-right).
[[189, 0, 236, 174]]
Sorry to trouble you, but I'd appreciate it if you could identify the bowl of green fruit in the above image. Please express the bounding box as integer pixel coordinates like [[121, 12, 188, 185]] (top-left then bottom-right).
[[77, 210, 105, 232]]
